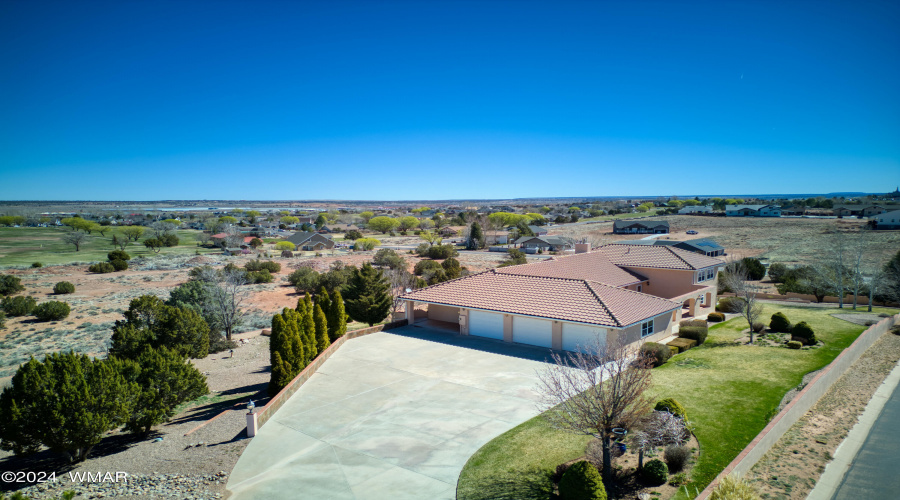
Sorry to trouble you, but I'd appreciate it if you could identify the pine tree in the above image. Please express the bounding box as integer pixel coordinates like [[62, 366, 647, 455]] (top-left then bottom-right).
[[328, 290, 348, 341], [314, 304, 330, 353], [344, 263, 392, 326], [467, 221, 485, 250]]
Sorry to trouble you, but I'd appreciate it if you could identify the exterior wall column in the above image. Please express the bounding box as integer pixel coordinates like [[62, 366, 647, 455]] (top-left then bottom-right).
[[458, 309, 469, 335], [688, 298, 697, 317], [503, 314, 513, 343], [405, 301, 416, 323], [552, 321, 562, 350]]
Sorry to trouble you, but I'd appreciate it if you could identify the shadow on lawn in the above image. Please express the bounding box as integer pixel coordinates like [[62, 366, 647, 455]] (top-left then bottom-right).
[[460, 468, 554, 500], [168, 381, 269, 426]]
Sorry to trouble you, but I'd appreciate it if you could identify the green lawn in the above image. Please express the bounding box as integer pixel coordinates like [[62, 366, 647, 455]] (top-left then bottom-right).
[[0, 227, 220, 267], [457, 305, 898, 500], [577, 209, 662, 222]]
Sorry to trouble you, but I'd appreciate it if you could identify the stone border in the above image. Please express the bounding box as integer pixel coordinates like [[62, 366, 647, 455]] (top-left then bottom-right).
[[247, 319, 409, 433], [697, 314, 899, 499]]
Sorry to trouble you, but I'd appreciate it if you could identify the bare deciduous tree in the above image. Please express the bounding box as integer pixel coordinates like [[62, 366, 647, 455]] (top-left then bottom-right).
[[62, 231, 87, 252], [385, 267, 417, 314], [721, 264, 764, 343], [537, 334, 654, 486], [150, 221, 176, 239], [195, 267, 249, 341], [815, 231, 850, 308], [632, 410, 690, 469]]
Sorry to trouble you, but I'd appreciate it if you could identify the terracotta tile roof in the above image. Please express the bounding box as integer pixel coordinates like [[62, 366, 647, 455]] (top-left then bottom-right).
[[495, 251, 645, 287], [600, 244, 723, 270], [400, 270, 679, 327]]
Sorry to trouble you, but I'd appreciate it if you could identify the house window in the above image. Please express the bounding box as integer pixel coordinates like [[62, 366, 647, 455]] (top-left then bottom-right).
[[641, 320, 653, 337], [699, 294, 706, 305], [637, 284, 643, 293]]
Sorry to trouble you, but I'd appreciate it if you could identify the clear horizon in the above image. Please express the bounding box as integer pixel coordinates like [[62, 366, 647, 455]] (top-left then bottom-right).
[[1, 1, 898, 201]]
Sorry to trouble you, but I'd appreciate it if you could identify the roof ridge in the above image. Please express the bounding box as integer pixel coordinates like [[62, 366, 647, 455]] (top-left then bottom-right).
[[583, 279, 681, 306], [665, 245, 694, 269], [582, 281, 621, 327]]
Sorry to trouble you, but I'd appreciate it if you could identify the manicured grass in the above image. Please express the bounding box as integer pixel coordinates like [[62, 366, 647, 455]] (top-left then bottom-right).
[[0, 227, 220, 267], [456, 305, 897, 500], [577, 210, 662, 222]]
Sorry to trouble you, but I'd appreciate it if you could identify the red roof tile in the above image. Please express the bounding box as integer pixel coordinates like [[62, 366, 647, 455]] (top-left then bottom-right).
[[495, 251, 645, 286], [600, 244, 723, 270]]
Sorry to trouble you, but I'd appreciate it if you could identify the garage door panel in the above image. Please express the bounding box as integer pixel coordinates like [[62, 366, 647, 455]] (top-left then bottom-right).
[[512, 316, 553, 348], [562, 323, 606, 352], [469, 310, 504, 340]]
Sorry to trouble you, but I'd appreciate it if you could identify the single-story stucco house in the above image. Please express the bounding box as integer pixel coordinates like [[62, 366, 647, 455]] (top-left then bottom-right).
[[286, 231, 335, 251], [725, 205, 781, 217], [613, 219, 670, 234]]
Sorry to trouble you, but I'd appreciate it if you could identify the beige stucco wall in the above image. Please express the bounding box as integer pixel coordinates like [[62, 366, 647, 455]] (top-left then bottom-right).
[[428, 304, 461, 323], [619, 310, 676, 345], [622, 267, 703, 299]]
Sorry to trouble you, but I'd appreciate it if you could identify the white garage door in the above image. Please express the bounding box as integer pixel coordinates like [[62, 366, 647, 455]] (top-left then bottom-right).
[[512, 316, 553, 348], [468, 310, 505, 340], [562, 323, 606, 352]]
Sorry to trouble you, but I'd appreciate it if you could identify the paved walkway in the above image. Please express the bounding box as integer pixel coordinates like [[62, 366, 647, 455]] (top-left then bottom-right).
[[226, 325, 556, 500], [808, 359, 900, 500]]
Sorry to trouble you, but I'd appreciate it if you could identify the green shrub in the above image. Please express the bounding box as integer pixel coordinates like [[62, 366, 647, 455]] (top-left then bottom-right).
[[669, 472, 688, 486], [414, 259, 443, 276], [791, 321, 816, 345], [641, 342, 672, 367], [0, 311, 5, 329], [110, 259, 129, 271], [752, 322, 766, 333], [642, 459, 668, 485], [53, 281, 76, 295], [654, 398, 687, 419], [33, 301, 71, 321], [107, 250, 131, 262], [1, 295, 36, 316], [707, 312, 725, 322], [159, 233, 179, 247], [740, 257, 766, 280], [709, 475, 761, 500], [344, 230, 363, 240], [679, 319, 707, 329], [31, 262, 43, 268], [558, 461, 606, 500], [679, 326, 708, 346], [664, 444, 691, 472], [786, 340, 802, 349], [246, 269, 274, 284], [0, 274, 25, 296], [767, 262, 788, 283], [88, 262, 116, 273], [717, 297, 744, 313], [245, 260, 281, 273], [769, 312, 792, 333]]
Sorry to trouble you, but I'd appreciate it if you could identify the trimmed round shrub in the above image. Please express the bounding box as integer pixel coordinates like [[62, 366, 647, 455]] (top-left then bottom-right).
[[88, 262, 115, 273], [679, 319, 708, 328], [559, 461, 607, 500], [664, 444, 691, 472], [107, 250, 131, 262], [716, 297, 744, 313], [53, 281, 76, 295], [31, 262, 43, 268], [707, 312, 725, 322], [751, 322, 765, 333], [679, 326, 708, 346], [0, 274, 25, 296], [654, 398, 687, 419], [791, 321, 816, 345], [1, 295, 36, 317], [641, 342, 672, 367], [786, 340, 802, 349], [642, 459, 668, 486], [110, 259, 129, 271], [769, 312, 792, 333], [33, 301, 70, 322]]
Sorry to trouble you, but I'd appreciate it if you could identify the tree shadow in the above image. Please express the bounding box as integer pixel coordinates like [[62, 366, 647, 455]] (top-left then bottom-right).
[[206, 429, 251, 447], [461, 468, 555, 500], [168, 381, 269, 425]]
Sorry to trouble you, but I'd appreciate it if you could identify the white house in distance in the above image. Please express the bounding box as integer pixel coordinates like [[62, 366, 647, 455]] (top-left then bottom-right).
[[725, 204, 781, 217], [400, 244, 723, 352], [874, 210, 900, 230], [678, 205, 712, 214]]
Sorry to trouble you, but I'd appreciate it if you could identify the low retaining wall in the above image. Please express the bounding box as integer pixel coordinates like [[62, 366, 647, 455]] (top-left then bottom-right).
[[697, 314, 899, 498], [251, 319, 409, 431], [720, 291, 899, 307]]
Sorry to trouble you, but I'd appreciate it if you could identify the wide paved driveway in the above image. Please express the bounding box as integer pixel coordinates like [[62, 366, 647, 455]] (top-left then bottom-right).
[[226, 325, 556, 500]]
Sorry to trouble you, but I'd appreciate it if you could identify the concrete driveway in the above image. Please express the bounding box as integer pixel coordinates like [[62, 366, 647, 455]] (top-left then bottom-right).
[[226, 324, 556, 500]]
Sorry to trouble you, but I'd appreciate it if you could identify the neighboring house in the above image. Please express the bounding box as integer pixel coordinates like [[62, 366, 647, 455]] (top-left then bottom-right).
[[514, 236, 572, 252], [678, 206, 712, 214], [874, 210, 900, 230], [400, 244, 723, 352], [613, 219, 670, 234], [528, 225, 548, 236], [484, 230, 509, 245], [210, 233, 255, 247], [286, 231, 335, 251], [439, 226, 465, 237], [832, 205, 890, 217], [616, 238, 725, 257], [725, 205, 781, 217]]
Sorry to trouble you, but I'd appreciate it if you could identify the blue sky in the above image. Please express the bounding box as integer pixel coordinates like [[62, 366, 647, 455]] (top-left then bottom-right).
[[1, 0, 898, 201]]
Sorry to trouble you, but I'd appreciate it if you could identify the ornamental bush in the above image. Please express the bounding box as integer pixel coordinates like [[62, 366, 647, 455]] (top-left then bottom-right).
[[53, 281, 76, 295], [664, 444, 691, 472], [769, 312, 792, 333], [751, 322, 766, 333], [707, 312, 725, 322], [791, 321, 816, 345], [786, 340, 802, 349], [641, 342, 672, 367], [654, 398, 687, 419], [716, 297, 744, 313], [89, 262, 116, 273], [679, 326, 708, 346], [33, 301, 71, 322], [709, 475, 762, 500], [679, 319, 707, 329], [642, 459, 668, 485], [1, 295, 36, 317], [558, 461, 606, 500]]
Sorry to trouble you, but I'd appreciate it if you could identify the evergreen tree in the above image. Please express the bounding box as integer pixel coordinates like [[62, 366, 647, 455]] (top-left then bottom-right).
[[285, 309, 304, 370], [466, 221, 485, 250], [328, 290, 347, 341], [344, 263, 392, 326], [314, 304, 330, 353], [315, 287, 332, 317], [268, 351, 293, 396], [111, 295, 209, 360], [302, 307, 317, 360], [155, 306, 210, 359]]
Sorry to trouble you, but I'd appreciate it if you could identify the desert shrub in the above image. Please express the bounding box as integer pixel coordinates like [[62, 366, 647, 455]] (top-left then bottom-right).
[[642, 459, 668, 485], [707, 312, 725, 322], [654, 398, 687, 419], [767, 262, 788, 282], [280, 250, 294, 258], [88, 262, 116, 273], [709, 475, 761, 500], [0, 274, 25, 296], [664, 444, 691, 472], [786, 340, 802, 349], [245, 260, 281, 273], [110, 259, 129, 271], [414, 259, 443, 276], [0, 311, 5, 329], [107, 250, 131, 262], [717, 297, 744, 313], [641, 342, 672, 367], [1, 295, 36, 316], [53, 281, 76, 295], [209, 334, 239, 354], [791, 321, 816, 345], [31, 262, 43, 268], [159, 234, 179, 247], [33, 301, 71, 321], [426, 244, 458, 259], [372, 248, 405, 270], [559, 461, 606, 500], [740, 257, 766, 280], [679, 326, 708, 346], [751, 322, 765, 333], [246, 269, 274, 284], [287, 267, 320, 294], [769, 312, 792, 333]]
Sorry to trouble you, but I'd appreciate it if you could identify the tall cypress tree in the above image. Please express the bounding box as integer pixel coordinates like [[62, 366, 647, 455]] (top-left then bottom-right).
[[314, 304, 330, 353], [315, 287, 332, 318], [328, 290, 347, 341], [467, 221, 485, 250], [344, 263, 392, 326], [302, 307, 317, 361], [268, 351, 292, 396]]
